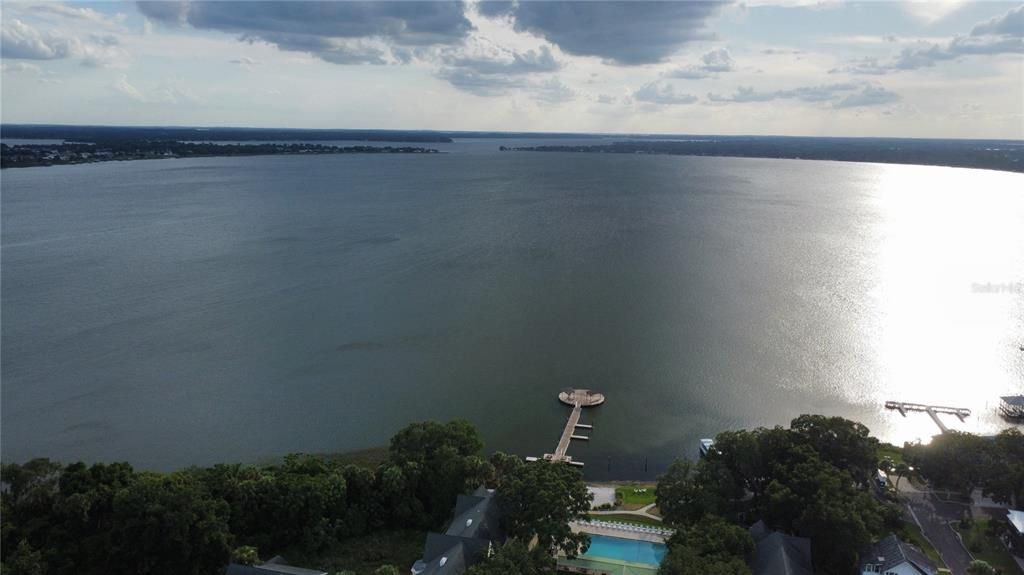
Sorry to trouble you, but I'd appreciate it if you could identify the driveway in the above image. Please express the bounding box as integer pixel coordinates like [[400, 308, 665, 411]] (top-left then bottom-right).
[[898, 481, 973, 575]]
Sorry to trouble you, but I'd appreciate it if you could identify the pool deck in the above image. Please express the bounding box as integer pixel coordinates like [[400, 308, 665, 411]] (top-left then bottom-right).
[[570, 520, 670, 544]]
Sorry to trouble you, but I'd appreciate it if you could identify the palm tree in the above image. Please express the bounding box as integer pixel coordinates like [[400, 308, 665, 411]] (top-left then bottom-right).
[[894, 462, 911, 490]]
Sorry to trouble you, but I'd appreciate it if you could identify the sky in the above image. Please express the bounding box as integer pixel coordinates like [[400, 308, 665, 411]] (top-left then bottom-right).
[[1, 0, 1022, 138]]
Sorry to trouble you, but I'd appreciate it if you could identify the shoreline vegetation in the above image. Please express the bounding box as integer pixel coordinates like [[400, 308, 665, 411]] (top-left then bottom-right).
[[500, 138, 1024, 173], [0, 141, 441, 169], [3, 416, 1022, 575]]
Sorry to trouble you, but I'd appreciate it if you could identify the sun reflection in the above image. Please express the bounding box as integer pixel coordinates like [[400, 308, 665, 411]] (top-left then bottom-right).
[[866, 164, 1024, 444]]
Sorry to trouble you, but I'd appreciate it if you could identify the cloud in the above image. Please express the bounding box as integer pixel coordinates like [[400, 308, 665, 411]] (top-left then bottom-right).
[[707, 82, 897, 108], [634, 81, 698, 105], [1, 19, 74, 59], [436, 67, 526, 96], [1, 18, 126, 67], [667, 47, 735, 79], [113, 74, 146, 101], [500, 2, 725, 65], [902, 0, 967, 25], [111, 74, 199, 104], [596, 94, 617, 104], [971, 5, 1023, 37], [29, 3, 126, 28], [1, 61, 43, 74], [833, 85, 901, 109], [442, 45, 560, 75], [833, 5, 1024, 74], [229, 56, 258, 66], [437, 45, 562, 95], [534, 77, 575, 104], [137, 1, 472, 65]]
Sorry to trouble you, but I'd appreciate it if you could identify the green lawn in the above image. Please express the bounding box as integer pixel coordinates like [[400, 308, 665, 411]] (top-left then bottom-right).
[[956, 519, 1022, 575], [899, 522, 947, 570], [281, 529, 427, 575], [877, 442, 906, 466], [615, 485, 657, 508], [588, 513, 664, 527]]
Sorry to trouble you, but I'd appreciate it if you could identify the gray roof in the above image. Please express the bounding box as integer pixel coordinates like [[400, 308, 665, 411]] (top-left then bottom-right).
[[1001, 395, 1024, 407], [748, 521, 813, 575], [413, 486, 504, 575], [445, 489, 503, 541], [860, 534, 937, 575], [418, 536, 487, 575]]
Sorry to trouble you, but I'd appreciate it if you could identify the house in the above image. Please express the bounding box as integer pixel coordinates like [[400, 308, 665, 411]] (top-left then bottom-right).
[[226, 555, 327, 575], [1000, 395, 1024, 420], [859, 534, 937, 575], [411, 486, 505, 575], [1007, 509, 1024, 557], [748, 521, 813, 575]]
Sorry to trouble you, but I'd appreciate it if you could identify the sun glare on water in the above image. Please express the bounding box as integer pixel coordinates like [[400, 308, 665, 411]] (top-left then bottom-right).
[[865, 164, 1024, 444]]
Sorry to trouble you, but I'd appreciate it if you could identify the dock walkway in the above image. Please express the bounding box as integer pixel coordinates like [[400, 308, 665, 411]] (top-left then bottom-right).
[[885, 401, 971, 434], [533, 389, 604, 467]]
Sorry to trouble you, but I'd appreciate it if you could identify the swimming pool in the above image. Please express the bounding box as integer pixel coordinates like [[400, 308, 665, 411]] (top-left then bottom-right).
[[582, 534, 667, 565]]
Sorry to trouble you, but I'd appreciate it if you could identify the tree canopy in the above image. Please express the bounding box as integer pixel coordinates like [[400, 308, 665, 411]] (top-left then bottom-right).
[[496, 460, 592, 558]]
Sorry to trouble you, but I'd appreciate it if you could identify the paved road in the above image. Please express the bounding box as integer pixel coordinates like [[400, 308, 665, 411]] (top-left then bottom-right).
[[903, 490, 973, 575]]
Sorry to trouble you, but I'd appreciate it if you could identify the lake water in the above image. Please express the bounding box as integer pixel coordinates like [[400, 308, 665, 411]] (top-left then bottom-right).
[[2, 142, 1022, 479]]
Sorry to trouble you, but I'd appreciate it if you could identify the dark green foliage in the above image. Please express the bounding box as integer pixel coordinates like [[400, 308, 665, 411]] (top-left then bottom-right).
[[659, 516, 753, 575], [387, 419, 488, 526], [1, 460, 231, 575], [464, 541, 554, 575], [656, 415, 900, 575], [967, 560, 996, 575], [905, 431, 989, 494], [1, 419, 487, 575], [789, 415, 879, 486], [496, 460, 592, 558], [981, 428, 1024, 506]]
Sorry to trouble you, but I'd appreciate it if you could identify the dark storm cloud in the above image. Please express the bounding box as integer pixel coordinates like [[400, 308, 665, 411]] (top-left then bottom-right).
[[832, 5, 1023, 75], [137, 1, 472, 64], [500, 1, 726, 65], [707, 82, 897, 108]]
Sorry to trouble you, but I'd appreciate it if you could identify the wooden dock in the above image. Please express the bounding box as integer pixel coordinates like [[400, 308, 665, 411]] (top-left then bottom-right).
[[538, 389, 605, 467], [885, 401, 971, 434]]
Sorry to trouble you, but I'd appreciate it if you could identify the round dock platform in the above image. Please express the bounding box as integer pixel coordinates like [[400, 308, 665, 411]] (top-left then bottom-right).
[[559, 388, 605, 407]]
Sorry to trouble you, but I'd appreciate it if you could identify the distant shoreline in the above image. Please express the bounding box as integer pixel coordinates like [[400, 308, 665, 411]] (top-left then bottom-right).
[[501, 140, 1024, 174], [0, 141, 441, 169]]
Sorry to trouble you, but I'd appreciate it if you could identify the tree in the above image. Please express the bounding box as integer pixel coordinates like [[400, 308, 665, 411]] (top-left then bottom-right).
[[497, 460, 592, 558], [905, 431, 989, 495], [656, 459, 727, 526], [231, 546, 259, 566], [790, 415, 879, 486], [967, 560, 996, 575], [388, 420, 487, 526], [893, 462, 911, 490], [659, 516, 752, 575], [982, 428, 1024, 506], [465, 541, 553, 575], [106, 472, 233, 575], [373, 566, 400, 575]]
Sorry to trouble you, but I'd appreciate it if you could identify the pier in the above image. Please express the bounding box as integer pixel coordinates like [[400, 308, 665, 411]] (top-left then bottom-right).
[[885, 401, 971, 434], [536, 389, 605, 467]]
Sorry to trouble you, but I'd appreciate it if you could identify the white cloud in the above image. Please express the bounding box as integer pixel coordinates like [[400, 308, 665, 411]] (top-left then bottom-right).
[[634, 81, 698, 105], [1, 61, 42, 74], [112, 74, 146, 101]]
